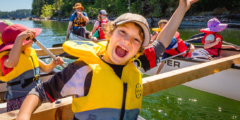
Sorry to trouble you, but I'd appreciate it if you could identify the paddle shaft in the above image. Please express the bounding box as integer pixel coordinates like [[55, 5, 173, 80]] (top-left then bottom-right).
[[185, 36, 203, 42], [31, 38, 66, 68], [222, 41, 240, 49]]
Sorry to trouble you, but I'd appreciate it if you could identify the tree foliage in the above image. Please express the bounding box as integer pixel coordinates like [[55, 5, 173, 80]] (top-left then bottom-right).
[[41, 4, 55, 17], [30, 0, 240, 18], [0, 9, 31, 18]]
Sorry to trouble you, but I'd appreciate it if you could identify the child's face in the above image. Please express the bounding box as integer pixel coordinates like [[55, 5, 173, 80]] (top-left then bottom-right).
[[105, 22, 143, 65], [159, 23, 166, 29], [100, 23, 107, 30], [75, 8, 82, 12]]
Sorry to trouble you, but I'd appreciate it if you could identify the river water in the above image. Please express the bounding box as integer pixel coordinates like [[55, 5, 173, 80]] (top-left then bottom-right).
[[5, 20, 240, 120]]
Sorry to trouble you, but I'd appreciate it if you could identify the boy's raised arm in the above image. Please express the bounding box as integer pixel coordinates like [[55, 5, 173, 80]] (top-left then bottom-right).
[[156, 0, 199, 48]]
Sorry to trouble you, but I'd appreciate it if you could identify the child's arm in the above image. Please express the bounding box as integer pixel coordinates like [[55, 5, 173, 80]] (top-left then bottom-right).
[[156, 0, 198, 48], [91, 30, 99, 43], [89, 24, 99, 38], [221, 45, 238, 49], [38, 56, 64, 74], [150, 32, 158, 43], [4, 29, 36, 68], [204, 39, 220, 49], [17, 61, 91, 120]]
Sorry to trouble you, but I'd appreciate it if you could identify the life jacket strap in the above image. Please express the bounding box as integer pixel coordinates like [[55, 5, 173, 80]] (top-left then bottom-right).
[[7, 74, 39, 88]]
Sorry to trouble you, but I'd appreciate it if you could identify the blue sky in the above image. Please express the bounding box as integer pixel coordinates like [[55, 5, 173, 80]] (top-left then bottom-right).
[[0, 0, 32, 11]]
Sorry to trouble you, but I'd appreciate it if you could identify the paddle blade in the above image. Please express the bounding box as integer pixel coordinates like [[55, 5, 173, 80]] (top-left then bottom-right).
[[185, 33, 206, 43]]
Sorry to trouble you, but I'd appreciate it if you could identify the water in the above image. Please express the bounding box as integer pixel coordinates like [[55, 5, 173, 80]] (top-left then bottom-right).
[[5, 19, 240, 119]]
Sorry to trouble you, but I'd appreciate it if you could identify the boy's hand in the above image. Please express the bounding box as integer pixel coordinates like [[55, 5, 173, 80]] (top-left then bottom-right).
[[88, 33, 92, 38], [53, 56, 64, 65], [91, 37, 98, 43], [179, 0, 199, 12], [17, 29, 36, 41], [66, 35, 69, 41], [230, 45, 240, 50], [189, 44, 195, 52], [189, 46, 195, 52], [77, 12, 83, 16]]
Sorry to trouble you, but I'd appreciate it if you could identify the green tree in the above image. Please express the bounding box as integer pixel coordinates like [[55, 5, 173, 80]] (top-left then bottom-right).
[[41, 4, 55, 17]]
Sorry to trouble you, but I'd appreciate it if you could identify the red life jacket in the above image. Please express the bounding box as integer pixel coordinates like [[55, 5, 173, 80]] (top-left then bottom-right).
[[164, 32, 192, 58], [200, 29, 222, 57], [98, 19, 108, 39]]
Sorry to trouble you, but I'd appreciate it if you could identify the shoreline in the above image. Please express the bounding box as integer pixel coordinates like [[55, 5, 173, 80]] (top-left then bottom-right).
[[2, 14, 240, 28]]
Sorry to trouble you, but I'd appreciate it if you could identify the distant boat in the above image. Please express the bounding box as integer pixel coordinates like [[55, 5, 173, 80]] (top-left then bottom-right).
[[19, 17, 22, 20]]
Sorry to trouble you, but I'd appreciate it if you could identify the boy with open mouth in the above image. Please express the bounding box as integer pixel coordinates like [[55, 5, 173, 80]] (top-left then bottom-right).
[[17, 0, 198, 119]]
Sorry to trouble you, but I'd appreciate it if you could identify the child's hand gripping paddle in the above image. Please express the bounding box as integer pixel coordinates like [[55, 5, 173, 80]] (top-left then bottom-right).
[[27, 37, 65, 104], [26, 37, 66, 68]]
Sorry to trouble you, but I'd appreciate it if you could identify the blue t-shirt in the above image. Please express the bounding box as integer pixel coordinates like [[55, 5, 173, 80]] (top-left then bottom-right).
[[184, 42, 190, 48], [70, 12, 88, 30]]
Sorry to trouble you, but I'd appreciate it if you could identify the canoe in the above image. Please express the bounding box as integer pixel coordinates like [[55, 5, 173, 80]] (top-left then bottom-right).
[[145, 45, 240, 101], [0, 45, 239, 114], [69, 31, 89, 41]]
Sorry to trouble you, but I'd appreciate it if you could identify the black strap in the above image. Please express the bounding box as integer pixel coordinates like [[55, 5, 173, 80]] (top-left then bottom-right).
[[7, 81, 21, 87], [175, 49, 181, 54], [7, 76, 39, 88], [217, 48, 221, 57]]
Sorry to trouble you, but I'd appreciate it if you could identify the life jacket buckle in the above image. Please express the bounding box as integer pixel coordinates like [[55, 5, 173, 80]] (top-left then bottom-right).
[[34, 75, 40, 81]]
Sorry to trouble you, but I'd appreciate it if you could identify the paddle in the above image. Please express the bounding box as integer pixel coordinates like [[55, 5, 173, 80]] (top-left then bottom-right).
[[27, 38, 66, 104], [185, 33, 240, 49], [38, 52, 78, 59], [27, 38, 66, 68]]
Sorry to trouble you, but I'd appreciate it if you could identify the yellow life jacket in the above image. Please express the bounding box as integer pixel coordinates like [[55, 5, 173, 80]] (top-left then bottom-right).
[[73, 13, 87, 27], [0, 38, 3, 45], [63, 40, 143, 119], [0, 48, 40, 100]]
